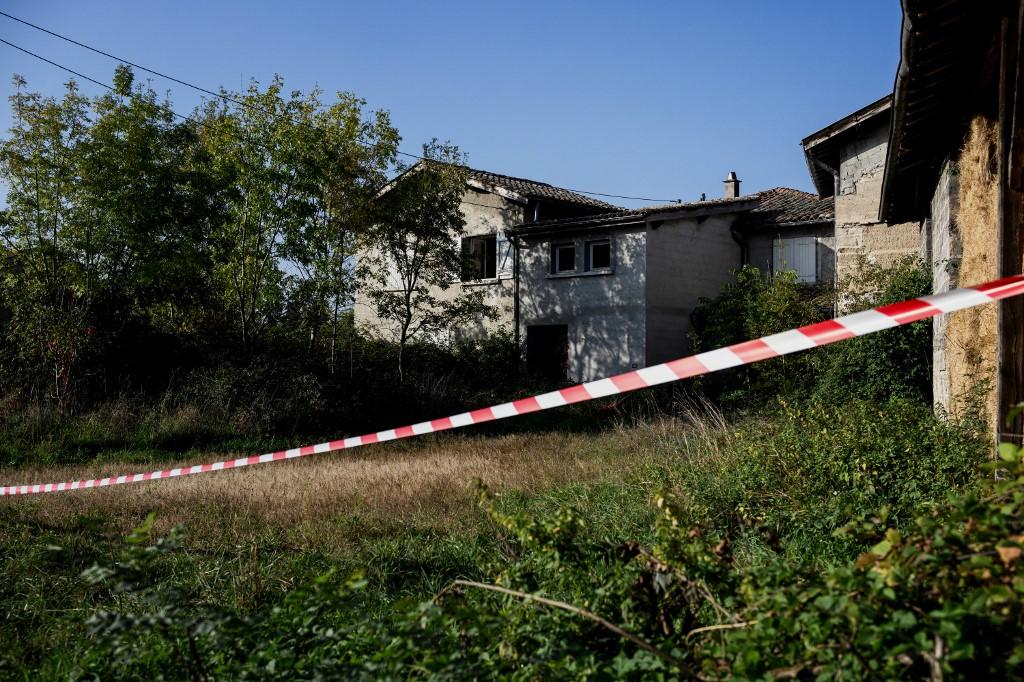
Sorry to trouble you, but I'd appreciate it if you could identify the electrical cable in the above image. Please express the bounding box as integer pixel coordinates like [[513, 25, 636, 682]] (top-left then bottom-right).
[[0, 11, 682, 204]]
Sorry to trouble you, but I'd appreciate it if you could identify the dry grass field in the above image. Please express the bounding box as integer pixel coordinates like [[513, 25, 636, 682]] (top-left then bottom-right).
[[0, 422, 692, 553]]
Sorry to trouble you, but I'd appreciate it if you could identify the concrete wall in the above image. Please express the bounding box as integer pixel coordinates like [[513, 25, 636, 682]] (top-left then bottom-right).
[[645, 214, 741, 364], [353, 187, 521, 342], [518, 226, 647, 381], [745, 225, 836, 284], [835, 119, 920, 286]]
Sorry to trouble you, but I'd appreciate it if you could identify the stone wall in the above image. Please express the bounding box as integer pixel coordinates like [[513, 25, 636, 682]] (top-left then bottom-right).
[[835, 119, 920, 287], [925, 159, 963, 414]]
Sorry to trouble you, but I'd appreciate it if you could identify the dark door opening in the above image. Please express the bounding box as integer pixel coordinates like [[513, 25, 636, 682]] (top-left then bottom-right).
[[526, 325, 569, 380]]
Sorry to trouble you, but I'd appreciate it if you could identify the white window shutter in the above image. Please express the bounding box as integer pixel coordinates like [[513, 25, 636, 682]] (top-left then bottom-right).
[[792, 237, 817, 283], [496, 231, 514, 279], [385, 255, 406, 291], [773, 237, 817, 284]]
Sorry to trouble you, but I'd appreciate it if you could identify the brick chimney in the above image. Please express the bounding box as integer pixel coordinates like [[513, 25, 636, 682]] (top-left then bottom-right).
[[723, 171, 740, 198]]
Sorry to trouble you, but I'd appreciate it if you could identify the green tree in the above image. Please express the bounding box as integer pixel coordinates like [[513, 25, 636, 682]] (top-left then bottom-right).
[[76, 66, 217, 341], [359, 142, 492, 382], [198, 77, 398, 358], [0, 75, 91, 408], [277, 92, 398, 373]]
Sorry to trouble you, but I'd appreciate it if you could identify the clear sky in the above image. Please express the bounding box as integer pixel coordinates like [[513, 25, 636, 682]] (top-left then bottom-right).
[[0, 1, 902, 208]]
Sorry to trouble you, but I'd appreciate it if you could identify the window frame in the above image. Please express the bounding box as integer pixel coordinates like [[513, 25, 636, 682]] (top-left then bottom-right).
[[461, 234, 498, 282], [584, 238, 612, 273], [551, 241, 577, 274]]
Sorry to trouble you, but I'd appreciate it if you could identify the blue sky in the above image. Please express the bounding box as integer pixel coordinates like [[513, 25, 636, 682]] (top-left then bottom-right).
[[1, 1, 902, 207]]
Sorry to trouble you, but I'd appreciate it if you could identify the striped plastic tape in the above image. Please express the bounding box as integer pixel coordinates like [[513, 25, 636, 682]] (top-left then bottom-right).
[[3, 274, 1024, 496]]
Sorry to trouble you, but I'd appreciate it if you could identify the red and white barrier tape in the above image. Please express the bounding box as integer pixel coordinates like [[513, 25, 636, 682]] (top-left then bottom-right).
[[4, 274, 1024, 496]]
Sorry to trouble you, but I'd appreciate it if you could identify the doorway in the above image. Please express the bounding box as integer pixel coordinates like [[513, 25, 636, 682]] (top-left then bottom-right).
[[526, 325, 569, 380]]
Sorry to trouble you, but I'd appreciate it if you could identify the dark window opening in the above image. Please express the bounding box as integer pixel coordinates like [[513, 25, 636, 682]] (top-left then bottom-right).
[[462, 235, 497, 281], [586, 239, 611, 271], [552, 243, 576, 273], [526, 325, 569, 380]]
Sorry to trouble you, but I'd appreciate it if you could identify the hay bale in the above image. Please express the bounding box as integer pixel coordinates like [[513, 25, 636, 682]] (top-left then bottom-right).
[[948, 116, 1000, 421]]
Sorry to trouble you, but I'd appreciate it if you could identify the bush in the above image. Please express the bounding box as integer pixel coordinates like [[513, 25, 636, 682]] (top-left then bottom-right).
[[690, 265, 825, 407], [814, 256, 933, 404], [55, 400, 1001, 680], [691, 258, 934, 410]]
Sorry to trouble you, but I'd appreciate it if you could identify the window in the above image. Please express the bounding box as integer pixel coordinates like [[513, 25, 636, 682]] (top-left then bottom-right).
[[772, 236, 817, 283], [462, 234, 497, 281], [585, 239, 611, 272], [552, 242, 576, 273]]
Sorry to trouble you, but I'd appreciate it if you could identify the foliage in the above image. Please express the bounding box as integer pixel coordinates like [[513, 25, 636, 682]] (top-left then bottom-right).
[[4, 399, 1003, 680], [0, 69, 405, 412], [814, 256, 934, 404], [691, 258, 934, 409], [358, 142, 494, 381], [690, 265, 821, 406]]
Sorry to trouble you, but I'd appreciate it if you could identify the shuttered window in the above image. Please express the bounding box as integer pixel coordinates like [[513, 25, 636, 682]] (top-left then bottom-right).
[[773, 237, 817, 283], [496, 231, 514, 279]]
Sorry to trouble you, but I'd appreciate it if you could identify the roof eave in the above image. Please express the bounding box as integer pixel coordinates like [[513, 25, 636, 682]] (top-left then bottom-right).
[[508, 214, 645, 238]]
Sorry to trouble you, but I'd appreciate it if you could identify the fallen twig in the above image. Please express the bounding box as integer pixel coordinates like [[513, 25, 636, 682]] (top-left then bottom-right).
[[442, 578, 696, 674]]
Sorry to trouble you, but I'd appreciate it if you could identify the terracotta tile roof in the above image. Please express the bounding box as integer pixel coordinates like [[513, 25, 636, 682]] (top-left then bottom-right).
[[508, 187, 833, 235], [511, 194, 759, 232], [741, 187, 834, 228], [467, 169, 621, 210]]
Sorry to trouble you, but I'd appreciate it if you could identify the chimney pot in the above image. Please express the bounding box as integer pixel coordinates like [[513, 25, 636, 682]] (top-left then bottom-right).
[[723, 171, 740, 199]]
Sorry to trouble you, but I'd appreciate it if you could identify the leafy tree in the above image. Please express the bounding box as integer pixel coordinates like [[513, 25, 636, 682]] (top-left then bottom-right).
[[0, 75, 91, 408], [359, 141, 492, 381], [197, 77, 399, 359], [277, 92, 398, 373]]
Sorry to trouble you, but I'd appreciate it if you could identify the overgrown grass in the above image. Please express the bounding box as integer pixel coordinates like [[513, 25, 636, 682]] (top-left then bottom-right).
[[0, 397, 990, 677]]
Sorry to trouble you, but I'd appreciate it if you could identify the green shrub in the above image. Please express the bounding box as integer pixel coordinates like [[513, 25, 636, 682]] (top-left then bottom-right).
[[814, 256, 933, 404], [690, 265, 821, 407], [692, 258, 934, 410]]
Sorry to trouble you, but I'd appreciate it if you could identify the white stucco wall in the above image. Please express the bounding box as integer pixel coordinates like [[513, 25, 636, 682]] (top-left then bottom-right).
[[353, 187, 522, 342], [644, 214, 742, 364], [518, 226, 647, 381]]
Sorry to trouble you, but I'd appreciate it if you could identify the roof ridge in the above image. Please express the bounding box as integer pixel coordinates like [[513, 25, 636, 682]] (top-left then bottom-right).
[[468, 167, 556, 188]]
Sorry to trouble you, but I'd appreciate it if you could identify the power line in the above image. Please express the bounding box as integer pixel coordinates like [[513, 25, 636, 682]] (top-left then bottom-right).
[[0, 39, 610, 219], [0, 10, 682, 205]]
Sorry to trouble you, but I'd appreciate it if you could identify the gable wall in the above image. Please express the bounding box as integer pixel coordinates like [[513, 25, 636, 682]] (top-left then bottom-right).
[[835, 119, 920, 288], [353, 188, 521, 342]]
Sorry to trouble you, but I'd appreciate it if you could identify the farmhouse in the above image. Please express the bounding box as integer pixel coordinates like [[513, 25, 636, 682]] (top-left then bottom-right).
[[355, 165, 836, 382], [508, 182, 832, 381], [353, 168, 616, 340]]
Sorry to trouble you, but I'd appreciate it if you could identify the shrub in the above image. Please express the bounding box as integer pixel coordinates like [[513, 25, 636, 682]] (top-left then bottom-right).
[[690, 265, 822, 407], [814, 256, 933, 404]]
